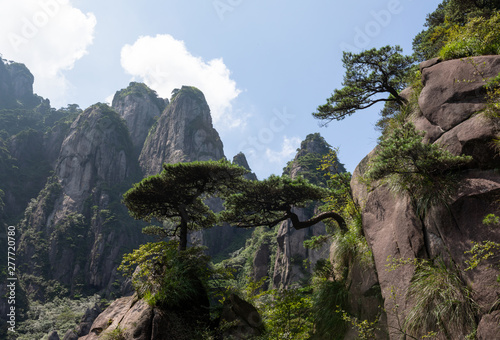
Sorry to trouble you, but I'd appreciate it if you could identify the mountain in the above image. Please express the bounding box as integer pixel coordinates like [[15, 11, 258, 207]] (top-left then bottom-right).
[[0, 64, 258, 315], [273, 133, 342, 288], [139, 85, 224, 176], [112, 82, 167, 154], [16, 103, 143, 301]]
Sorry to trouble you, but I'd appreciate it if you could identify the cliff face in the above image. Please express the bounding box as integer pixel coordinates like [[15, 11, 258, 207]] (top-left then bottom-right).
[[17, 104, 145, 300], [139, 86, 224, 176], [272, 133, 338, 288], [112, 82, 167, 154], [0, 58, 40, 109], [351, 56, 500, 339]]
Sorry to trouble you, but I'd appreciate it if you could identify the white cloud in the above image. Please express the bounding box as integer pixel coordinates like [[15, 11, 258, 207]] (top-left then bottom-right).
[[0, 0, 96, 107], [120, 34, 242, 128], [265, 136, 301, 164]]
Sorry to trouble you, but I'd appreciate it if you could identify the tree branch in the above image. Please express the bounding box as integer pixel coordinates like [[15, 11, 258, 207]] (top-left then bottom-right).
[[287, 209, 347, 232]]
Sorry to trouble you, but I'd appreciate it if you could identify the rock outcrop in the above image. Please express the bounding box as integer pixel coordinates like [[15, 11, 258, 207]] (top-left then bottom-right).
[[233, 152, 258, 181], [112, 82, 167, 154], [17, 104, 146, 299], [0, 58, 38, 108], [139, 86, 224, 176], [273, 133, 340, 288], [79, 293, 211, 340], [351, 55, 500, 339]]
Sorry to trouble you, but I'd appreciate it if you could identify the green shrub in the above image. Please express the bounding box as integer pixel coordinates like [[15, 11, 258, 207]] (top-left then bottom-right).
[[13, 295, 102, 340], [118, 241, 211, 308], [101, 326, 126, 340], [405, 258, 477, 338], [439, 12, 500, 60], [366, 122, 472, 218], [311, 280, 349, 339], [260, 288, 314, 340]]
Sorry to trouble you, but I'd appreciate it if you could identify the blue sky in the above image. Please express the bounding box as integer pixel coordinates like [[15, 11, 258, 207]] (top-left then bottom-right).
[[0, 0, 442, 178]]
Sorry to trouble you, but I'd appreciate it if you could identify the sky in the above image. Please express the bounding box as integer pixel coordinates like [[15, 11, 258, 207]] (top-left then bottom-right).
[[0, 0, 442, 179]]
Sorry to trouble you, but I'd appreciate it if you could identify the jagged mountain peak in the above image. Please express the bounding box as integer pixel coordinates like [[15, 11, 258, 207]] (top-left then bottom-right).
[[232, 152, 257, 180], [283, 132, 344, 185], [0, 57, 41, 109], [112, 82, 167, 153], [56, 103, 134, 209], [139, 85, 224, 176]]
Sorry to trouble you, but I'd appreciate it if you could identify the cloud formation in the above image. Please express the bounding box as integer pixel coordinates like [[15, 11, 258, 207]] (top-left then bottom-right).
[[265, 136, 301, 164], [120, 34, 242, 128], [0, 0, 96, 107]]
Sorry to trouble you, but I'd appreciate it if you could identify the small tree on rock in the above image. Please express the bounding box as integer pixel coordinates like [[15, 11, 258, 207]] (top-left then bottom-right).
[[222, 175, 347, 232], [123, 160, 248, 251], [313, 45, 415, 124]]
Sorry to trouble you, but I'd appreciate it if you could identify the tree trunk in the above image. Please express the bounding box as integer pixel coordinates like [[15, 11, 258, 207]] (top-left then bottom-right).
[[179, 220, 188, 251]]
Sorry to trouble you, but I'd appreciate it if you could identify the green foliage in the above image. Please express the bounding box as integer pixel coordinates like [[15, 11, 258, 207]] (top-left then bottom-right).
[[366, 122, 472, 217], [259, 288, 314, 340], [170, 86, 206, 104], [215, 226, 278, 290], [465, 240, 500, 270], [314, 150, 373, 280], [114, 82, 166, 112], [377, 66, 424, 135], [312, 280, 349, 339], [283, 133, 342, 186], [101, 326, 126, 340], [330, 216, 372, 281], [404, 258, 477, 338], [438, 12, 500, 60], [222, 175, 334, 229], [483, 213, 500, 226], [123, 160, 248, 250], [413, 0, 500, 60], [484, 72, 500, 122], [337, 310, 378, 340], [119, 240, 211, 308], [313, 45, 415, 123], [13, 295, 102, 340], [465, 213, 500, 273]]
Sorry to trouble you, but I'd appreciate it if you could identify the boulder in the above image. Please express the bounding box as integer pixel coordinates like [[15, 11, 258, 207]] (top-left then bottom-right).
[[419, 55, 500, 131], [434, 114, 500, 169], [221, 294, 264, 339], [80, 290, 211, 340], [352, 55, 500, 339], [48, 331, 60, 340], [477, 310, 500, 340]]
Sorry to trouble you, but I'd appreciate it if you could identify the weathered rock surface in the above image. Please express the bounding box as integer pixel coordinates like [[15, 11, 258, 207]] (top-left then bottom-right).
[[48, 330, 60, 340], [139, 86, 224, 176], [112, 82, 167, 153], [17, 104, 146, 299], [80, 293, 211, 340], [419, 55, 500, 131], [221, 294, 264, 339], [0, 58, 38, 108], [477, 310, 500, 340], [233, 152, 258, 180], [273, 133, 338, 288], [352, 55, 500, 339]]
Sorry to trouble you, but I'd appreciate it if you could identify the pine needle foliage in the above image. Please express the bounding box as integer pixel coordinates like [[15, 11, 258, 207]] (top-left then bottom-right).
[[366, 122, 472, 217], [118, 241, 211, 309], [314, 46, 415, 124]]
